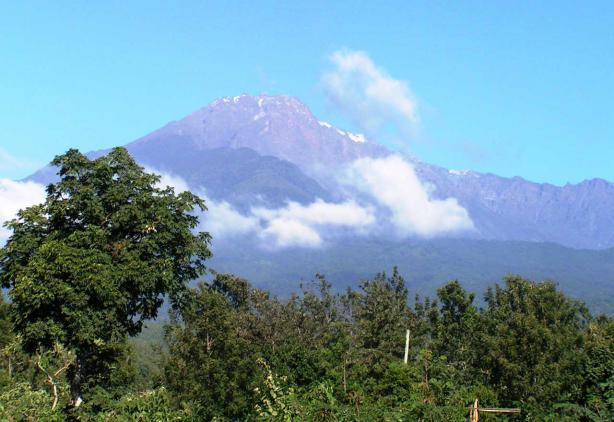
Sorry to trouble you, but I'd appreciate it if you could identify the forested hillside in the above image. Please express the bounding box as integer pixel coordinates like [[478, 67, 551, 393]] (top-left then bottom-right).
[[211, 237, 614, 314]]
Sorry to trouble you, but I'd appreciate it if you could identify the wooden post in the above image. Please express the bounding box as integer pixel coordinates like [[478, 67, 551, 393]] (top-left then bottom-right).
[[470, 398, 479, 422], [403, 329, 410, 364]]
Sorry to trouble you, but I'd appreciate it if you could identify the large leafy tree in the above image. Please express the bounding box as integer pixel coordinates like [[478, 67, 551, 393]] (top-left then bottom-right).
[[480, 276, 589, 413], [0, 148, 211, 405], [164, 276, 259, 419]]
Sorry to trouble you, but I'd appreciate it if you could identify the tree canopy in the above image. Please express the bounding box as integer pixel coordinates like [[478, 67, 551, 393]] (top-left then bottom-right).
[[0, 147, 211, 405]]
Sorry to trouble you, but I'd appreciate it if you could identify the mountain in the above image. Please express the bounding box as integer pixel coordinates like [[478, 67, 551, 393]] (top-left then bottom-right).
[[26, 94, 614, 312], [125, 145, 332, 210], [118, 93, 614, 249]]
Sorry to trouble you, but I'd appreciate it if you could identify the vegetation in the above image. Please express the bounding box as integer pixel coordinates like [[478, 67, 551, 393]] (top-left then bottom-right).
[[0, 148, 210, 413], [0, 148, 612, 420]]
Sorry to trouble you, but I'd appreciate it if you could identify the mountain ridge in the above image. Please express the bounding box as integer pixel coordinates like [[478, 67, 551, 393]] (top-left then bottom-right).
[[27, 93, 614, 249]]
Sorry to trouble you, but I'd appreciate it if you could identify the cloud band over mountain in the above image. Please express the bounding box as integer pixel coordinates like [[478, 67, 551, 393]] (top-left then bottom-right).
[[154, 162, 473, 248]]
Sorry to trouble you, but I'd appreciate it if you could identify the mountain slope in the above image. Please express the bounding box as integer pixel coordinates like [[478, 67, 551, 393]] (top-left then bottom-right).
[[126, 143, 332, 209], [210, 237, 614, 314], [28, 146, 332, 211]]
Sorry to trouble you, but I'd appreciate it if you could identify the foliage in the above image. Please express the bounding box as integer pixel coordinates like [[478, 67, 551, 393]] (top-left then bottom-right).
[[0, 381, 64, 421], [0, 148, 611, 420], [83, 387, 194, 421], [480, 276, 589, 413], [2, 268, 612, 420], [0, 296, 11, 350], [0, 147, 211, 405], [254, 358, 302, 420], [159, 272, 613, 420]]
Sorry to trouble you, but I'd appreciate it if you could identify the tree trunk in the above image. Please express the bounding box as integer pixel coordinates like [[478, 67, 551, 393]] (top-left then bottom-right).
[[342, 359, 347, 394], [69, 360, 83, 407]]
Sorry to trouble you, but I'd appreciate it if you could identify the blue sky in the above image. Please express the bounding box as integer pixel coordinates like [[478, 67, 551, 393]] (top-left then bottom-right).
[[1, 1, 613, 185]]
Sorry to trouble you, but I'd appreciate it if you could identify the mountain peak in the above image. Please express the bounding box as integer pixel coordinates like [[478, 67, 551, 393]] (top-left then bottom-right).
[[131, 93, 388, 171], [206, 93, 312, 115]]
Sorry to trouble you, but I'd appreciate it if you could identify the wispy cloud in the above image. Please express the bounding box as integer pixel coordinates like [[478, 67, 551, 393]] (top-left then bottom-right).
[[343, 155, 474, 237], [0, 148, 41, 174], [253, 199, 375, 248], [154, 170, 191, 193], [322, 49, 419, 139], [202, 200, 260, 238], [258, 218, 322, 248], [151, 161, 472, 246], [321, 50, 472, 236], [152, 168, 260, 238], [0, 179, 46, 242]]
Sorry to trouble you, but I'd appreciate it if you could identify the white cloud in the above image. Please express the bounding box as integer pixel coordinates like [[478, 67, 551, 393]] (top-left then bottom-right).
[[146, 162, 473, 246], [148, 168, 190, 193], [322, 50, 419, 137], [0, 179, 46, 242], [146, 167, 257, 237], [343, 155, 473, 237], [201, 199, 259, 237], [259, 218, 322, 248], [321, 51, 471, 237], [0, 160, 471, 248], [253, 199, 374, 228], [253, 199, 375, 248]]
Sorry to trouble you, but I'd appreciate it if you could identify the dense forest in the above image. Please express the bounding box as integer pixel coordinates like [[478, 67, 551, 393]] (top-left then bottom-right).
[[0, 149, 612, 421]]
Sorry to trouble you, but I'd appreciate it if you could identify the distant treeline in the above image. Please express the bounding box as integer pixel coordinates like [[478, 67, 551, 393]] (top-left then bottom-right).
[[1, 271, 612, 420]]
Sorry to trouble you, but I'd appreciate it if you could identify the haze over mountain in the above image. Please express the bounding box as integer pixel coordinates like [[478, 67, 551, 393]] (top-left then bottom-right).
[[26, 94, 614, 312]]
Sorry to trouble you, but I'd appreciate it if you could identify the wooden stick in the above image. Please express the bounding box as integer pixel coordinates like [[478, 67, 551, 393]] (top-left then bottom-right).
[[469, 397, 521, 419], [479, 408, 521, 413]]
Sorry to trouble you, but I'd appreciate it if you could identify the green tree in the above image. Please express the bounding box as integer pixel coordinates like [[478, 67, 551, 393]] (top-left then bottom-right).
[[480, 276, 589, 414], [430, 281, 481, 383], [579, 316, 614, 419], [0, 295, 17, 387], [164, 277, 260, 419], [0, 148, 211, 406], [354, 268, 411, 357]]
